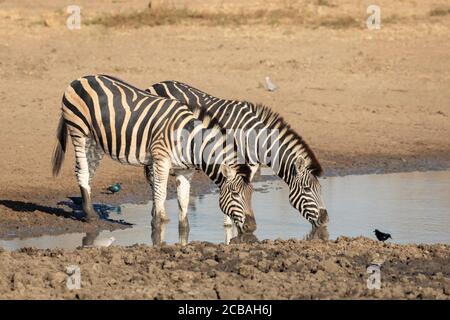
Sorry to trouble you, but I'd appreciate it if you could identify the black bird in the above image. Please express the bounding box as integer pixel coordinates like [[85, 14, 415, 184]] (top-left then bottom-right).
[[374, 229, 392, 242], [67, 196, 83, 206]]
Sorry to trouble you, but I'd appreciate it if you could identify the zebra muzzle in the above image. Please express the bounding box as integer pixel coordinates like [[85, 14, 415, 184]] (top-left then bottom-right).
[[318, 208, 329, 226], [242, 214, 257, 233]]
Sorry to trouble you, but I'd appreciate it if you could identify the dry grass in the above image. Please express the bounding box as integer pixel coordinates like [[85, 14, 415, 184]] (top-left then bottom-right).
[[430, 7, 450, 17], [316, 0, 336, 7], [317, 15, 357, 28], [51, 3, 449, 29], [85, 6, 361, 29]]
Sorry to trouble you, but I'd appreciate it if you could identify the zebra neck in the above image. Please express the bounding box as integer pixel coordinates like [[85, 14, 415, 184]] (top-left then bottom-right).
[[201, 102, 303, 185], [265, 131, 311, 185]]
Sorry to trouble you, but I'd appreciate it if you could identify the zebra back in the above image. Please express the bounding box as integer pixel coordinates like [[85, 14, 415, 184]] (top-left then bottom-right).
[[60, 75, 251, 186], [146, 80, 322, 183]]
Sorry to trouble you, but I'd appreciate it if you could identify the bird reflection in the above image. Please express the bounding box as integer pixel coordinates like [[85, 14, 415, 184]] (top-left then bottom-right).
[[304, 225, 329, 241]]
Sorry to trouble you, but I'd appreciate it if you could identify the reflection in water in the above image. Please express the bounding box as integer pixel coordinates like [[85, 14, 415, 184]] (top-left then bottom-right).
[[150, 217, 190, 246]]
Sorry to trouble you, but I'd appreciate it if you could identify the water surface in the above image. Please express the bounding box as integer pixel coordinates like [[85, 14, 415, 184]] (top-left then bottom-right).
[[1, 170, 449, 250]]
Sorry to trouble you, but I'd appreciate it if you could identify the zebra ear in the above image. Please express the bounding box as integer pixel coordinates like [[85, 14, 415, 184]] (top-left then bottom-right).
[[294, 156, 307, 175], [220, 164, 237, 180]]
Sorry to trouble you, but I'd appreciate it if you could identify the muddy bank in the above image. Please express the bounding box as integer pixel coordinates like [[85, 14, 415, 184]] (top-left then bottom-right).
[[0, 237, 449, 299]]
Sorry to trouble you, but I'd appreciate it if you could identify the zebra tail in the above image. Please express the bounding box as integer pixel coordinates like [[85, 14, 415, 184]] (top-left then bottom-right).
[[52, 117, 68, 177]]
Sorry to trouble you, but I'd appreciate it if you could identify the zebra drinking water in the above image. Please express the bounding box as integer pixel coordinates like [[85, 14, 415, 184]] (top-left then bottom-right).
[[147, 81, 328, 228], [51, 75, 256, 235]]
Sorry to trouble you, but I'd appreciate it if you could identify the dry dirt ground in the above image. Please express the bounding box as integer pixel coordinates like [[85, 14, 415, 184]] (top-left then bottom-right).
[[1, 238, 449, 299], [0, 0, 449, 299]]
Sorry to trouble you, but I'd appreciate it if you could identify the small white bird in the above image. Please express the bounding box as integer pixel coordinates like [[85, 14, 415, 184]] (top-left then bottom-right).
[[265, 76, 277, 92], [92, 236, 115, 247]]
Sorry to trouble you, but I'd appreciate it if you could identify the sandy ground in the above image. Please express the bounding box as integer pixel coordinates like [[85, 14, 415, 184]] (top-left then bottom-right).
[[0, 0, 449, 237], [1, 238, 449, 299], [0, 1, 449, 299]]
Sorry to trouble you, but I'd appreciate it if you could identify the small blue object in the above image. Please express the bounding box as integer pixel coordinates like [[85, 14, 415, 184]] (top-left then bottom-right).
[[106, 183, 122, 194]]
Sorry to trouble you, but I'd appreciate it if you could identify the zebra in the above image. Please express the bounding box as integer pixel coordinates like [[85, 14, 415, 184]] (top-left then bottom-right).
[[146, 80, 329, 229], [51, 74, 256, 235]]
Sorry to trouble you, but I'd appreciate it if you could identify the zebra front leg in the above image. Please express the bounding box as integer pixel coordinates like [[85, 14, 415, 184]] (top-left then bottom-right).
[[223, 215, 233, 227], [151, 215, 168, 245], [149, 158, 171, 222], [176, 173, 192, 245], [224, 224, 238, 244], [175, 172, 193, 226], [178, 220, 189, 246]]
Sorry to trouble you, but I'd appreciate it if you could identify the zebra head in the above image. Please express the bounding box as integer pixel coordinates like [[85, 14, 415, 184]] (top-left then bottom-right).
[[218, 163, 256, 233], [288, 156, 328, 227]]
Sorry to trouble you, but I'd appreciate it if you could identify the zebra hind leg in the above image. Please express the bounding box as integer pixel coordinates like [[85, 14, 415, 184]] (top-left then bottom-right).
[[85, 136, 104, 186], [147, 159, 171, 222], [72, 134, 102, 222]]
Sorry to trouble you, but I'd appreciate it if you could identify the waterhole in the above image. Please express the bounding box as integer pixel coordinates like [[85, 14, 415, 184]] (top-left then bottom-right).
[[1, 170, 449, 250]]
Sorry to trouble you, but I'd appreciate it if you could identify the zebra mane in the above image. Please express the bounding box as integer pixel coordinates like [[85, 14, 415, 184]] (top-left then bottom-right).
[[248, 103, 323, 176], [191, 105, 225, 133]]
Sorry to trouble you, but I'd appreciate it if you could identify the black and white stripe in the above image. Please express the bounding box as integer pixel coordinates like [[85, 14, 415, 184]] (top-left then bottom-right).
[[52, 75, 254, 232], [147, 80, 328, 227]]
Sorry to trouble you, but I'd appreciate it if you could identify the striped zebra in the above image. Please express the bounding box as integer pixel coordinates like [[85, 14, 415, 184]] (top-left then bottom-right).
[[147, 81, 329, 228], [51, 74, 256, 234]]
